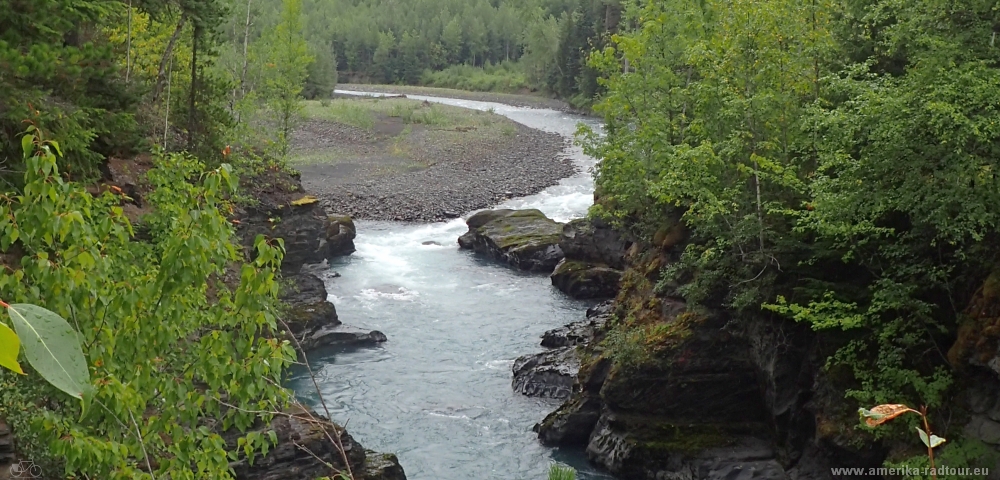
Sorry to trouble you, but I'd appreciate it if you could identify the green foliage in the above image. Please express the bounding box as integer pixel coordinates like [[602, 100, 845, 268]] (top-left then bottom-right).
[[0, 0, 141, 179], [589, 0, 1000, 430], [548, 464, 577, 480], [0, 322, 23, 374], [262, 0, 313, 156], [420, 62, 529, 94], [884, 438, 998, 479], [6, 303, 91, 401], [0, 133, 297, 478], [255, 0, 619, 100], [303, 100, 377, 130], [304, 41, 339, 99], [602, 319, 652, 371]]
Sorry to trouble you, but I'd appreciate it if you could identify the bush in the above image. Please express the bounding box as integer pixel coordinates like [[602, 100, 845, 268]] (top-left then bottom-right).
[[0, 137, 296, 478], [419, 61, 529, 93]]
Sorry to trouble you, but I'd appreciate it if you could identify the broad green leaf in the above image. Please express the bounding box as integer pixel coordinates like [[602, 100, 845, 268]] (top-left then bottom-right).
[[21, 135, 33, 158], [0, 323, 24, 374], [7, 304, 89, 399]]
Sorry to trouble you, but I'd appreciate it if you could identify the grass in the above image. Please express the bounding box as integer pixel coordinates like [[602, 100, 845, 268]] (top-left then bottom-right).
[[548, 465, 577, 480], [290, 97, 523, 168], [301, 100, 376, 129], [301, 97, 501, 132]]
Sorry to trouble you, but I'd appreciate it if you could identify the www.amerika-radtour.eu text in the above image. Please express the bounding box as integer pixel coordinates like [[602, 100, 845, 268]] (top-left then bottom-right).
[[831, 466, 990, 477]]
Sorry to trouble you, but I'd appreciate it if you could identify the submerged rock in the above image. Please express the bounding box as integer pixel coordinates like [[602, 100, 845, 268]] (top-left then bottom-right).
[[550, 259, 622, 299], [457, 209, 564, 272], [305, 325, 388, 350], [512, 347, 579, 399]]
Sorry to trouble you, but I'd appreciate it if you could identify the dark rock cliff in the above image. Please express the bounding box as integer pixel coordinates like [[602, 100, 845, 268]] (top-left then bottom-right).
[[550, 216, 631, 299], [517, 216, 891, 480]]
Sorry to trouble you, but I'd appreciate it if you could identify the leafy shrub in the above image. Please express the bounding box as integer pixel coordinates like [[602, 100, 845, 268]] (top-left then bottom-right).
[[0, 133, 296, 478]]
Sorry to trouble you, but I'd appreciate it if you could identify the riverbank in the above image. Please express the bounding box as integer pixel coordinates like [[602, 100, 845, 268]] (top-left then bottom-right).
[[336, 84, 580, 113], [290, 96, 573, 222]]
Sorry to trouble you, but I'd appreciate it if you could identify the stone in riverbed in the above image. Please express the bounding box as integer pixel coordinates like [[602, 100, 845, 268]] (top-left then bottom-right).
[[326, 214, 357, 257], [281, 272, 341, 340], [511, 346, 579, 399], [305, 325, 388, 350], [550, 259, 622, 299], [281, 272, 386, 352], [359, 451, 407, 480], [457, 209, 564, 272]]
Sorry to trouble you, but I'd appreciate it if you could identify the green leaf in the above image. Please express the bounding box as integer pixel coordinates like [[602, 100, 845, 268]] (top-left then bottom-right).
[[0, 323, 25, 374], [21, 134, 33, 158], [49, 140, 62, 157], [915, 426, 946, 449], [7, 304, 90, 399], [916, 427, 944, 448]]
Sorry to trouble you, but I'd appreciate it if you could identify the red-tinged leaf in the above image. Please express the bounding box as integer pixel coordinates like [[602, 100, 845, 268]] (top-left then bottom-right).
[[862, 404, 918, 427]]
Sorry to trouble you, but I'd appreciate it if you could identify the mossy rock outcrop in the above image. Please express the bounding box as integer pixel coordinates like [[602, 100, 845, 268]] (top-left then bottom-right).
[[457, 209, 565, 272], [550, 259, 621, 299]]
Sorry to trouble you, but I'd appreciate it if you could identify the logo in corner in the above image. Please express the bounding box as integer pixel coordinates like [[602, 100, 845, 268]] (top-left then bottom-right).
[[9, 461, 42, 478]]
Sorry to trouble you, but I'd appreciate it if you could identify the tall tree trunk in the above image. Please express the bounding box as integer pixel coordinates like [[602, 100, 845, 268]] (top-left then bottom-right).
[[164, 56, 173, 149], [153, 13, 187, 103], [188, 24, 199, 150], [240, 0, 253, 98], [126, 0, 133, 83]]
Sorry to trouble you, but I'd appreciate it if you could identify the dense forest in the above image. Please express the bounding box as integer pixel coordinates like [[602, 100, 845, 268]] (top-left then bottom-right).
[[588, 0, 1000, 468], [284, 0, 621, 105], [0, 0, 322, 477]]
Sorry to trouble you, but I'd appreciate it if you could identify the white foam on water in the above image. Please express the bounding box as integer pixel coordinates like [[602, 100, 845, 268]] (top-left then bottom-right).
[[357, 287, 420, 302], [300, 90, 611, 480]]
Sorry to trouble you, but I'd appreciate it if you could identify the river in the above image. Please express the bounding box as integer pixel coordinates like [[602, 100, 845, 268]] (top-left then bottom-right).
[[287, 91, 611, 480]]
